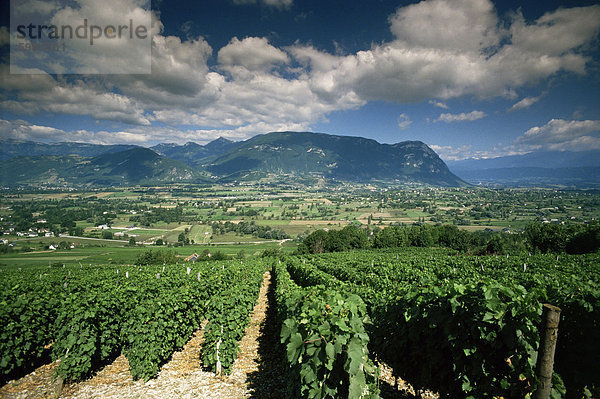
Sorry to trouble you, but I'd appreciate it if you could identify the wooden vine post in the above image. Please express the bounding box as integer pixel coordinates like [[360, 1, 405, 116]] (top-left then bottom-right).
[[53, 375, 64, 398], [533, 304, 561, 399]]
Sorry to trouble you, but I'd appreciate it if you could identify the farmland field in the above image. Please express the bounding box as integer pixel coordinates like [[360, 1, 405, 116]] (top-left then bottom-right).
[[1, 184, 600, 398]]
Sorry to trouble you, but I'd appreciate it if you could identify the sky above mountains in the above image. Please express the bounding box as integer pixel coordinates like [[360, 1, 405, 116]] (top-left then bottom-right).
[[1, 0, 599, 161]]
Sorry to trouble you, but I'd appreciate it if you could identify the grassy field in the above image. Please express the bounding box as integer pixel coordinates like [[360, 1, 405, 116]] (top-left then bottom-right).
[[189, 224, 211, 243], [210, 232, 272, 243], [0, 241, 291, 268]]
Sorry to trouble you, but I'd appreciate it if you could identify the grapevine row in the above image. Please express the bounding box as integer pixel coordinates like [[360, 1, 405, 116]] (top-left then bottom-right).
[[1, 260, 266, 383], [272, 259, 379, 398], [304, 249, 600, 398]]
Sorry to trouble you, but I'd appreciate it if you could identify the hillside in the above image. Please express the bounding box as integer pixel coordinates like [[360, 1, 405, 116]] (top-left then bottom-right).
[[0, 139, 138, 161], [0, 148, 202, 187], [151, 137, 240, 168], [0, 155, 85, 186], [79, 147, 201, 185], [207, 131, 465, 186]]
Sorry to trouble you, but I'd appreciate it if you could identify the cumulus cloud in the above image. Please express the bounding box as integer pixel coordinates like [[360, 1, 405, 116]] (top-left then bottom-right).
[[389, 0, 500, 52], [434, 119, 600, 160], [0, 119, 151, 144], [0, 118, 308, 146], [0, 69, 151, 125], [288, 1, 600, 105], [119, 35, 213, 99], [430, 144, 478, 161], [0, 119, 64, 142], [2, 0, 600, 146], [509, 6, 600, 58], [397, 113, 412, 130], [436, 110, 487, 123], [430, 144, 526, 161], [218, 37, 289, 72], [515, 119, 600, 150], [10, 0, 154, 74], [262, 0, 293, 9]]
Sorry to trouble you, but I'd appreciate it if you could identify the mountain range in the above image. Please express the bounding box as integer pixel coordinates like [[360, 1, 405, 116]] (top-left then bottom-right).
[[0, 139, 138, 161], [0, 132, 465, 187], [150, 137, 241, 168], [6, 132, 599, 188], [0, 148, 201, 187], [446, 151, 600, 187], [206, 132, 461, 185]]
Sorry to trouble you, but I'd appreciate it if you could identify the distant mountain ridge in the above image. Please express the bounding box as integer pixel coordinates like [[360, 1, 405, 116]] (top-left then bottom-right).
[[447, 150, 600, 170], [150, 137, 240, 168], [0, 132, 467, 186], [447, 150, 600, 187], [0, 147, 201, 186], [0, 138, 138, 161]]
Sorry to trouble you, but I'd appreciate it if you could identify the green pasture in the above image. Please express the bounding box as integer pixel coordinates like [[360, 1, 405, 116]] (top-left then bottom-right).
[[0, 239, 295, 268]]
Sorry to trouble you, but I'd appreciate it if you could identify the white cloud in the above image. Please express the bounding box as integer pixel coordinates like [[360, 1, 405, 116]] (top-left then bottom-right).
[[0, 119, 64, 141], [429, 100, 448, 109], [509, 95, 541, 111], [430, 144, 526, 161], [430, 144, 474, 161], [397, 113, 412, 130], [0, 119, 150, 144], [0, 67, 151, 125], [233, 0, 292, 8], [389, 0, 500, 52], [10, 0, 154, 74], [2, 0, 600, 146], [515, 119, 600, 150], [262, 0, 293, 9], [0, 118, 309, 146], [433, 119, 600, 160], [218, 37, 289, 72], [509, 6, 600, 57], [436, 110, 487, 123], [120, 35, 212, 99], [289, 1, 600, 105]]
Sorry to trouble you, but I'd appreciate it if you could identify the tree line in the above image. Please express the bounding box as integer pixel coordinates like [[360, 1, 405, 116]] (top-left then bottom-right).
[[297, 222, 599, 255], [209, 220, 289, 240]]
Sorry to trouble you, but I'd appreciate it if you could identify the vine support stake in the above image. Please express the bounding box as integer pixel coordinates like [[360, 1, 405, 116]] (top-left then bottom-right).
[[533, 303, 561, 399], [53, 375, 63, 398]]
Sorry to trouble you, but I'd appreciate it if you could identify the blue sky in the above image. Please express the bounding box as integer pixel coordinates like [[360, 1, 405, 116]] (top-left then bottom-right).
[[1, 0, 599, 160]]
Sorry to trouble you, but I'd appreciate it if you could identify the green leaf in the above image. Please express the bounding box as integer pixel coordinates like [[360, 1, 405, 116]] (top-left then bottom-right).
[[287, 332, 303, 364], [325, 342, 335, 360]]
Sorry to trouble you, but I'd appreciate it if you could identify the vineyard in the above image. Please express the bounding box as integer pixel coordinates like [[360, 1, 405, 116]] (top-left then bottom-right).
[[1, 249, 599, 398], [0, 260, 265, 385]]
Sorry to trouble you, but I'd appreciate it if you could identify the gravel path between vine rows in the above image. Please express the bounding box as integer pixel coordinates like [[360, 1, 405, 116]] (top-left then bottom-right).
[[0, 270, 436, 399], [61, 271, 276, 399], [0, 271, 284, 399]]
